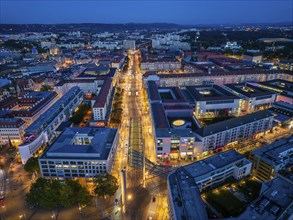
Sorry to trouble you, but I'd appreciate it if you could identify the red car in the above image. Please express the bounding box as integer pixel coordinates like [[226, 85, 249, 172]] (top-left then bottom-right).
[[0, 195, 4, 205]]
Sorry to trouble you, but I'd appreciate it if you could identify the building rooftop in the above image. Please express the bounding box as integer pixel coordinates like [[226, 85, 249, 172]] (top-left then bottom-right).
[[185, 85, 239, 101], [155, 128, 195, 138], [168, 168, 208, 220], [257, 79, 293, 93], [25, 86, 81, 135], [235, 176, 293, 220], [0, 118, 25, 128], [93, 77, 113, 108], [273, 101, 293, 111], [41, 127, 117, 160], [251, 137, 293, 166], [150, 103, 169, 129], [195, 109, 273, 137], [158, 87, 188, 104], [147, 81, 161, 102], [225, 83, 275, 98], [143, 69, 290, 79], [184, 150, 245, 178]]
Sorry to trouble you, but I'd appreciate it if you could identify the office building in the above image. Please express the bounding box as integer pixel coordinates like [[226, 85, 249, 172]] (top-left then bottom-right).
[[223, 83, 277, 113], [255, 79, 293, 105], [184, 85, 241, 117], [249, 137, 293, 182], [18, 87, 83, 164], [39, 127, 118, 179]]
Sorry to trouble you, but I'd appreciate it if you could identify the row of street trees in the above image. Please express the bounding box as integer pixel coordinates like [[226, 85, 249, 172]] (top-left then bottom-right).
[[109, 88, 124, 127]]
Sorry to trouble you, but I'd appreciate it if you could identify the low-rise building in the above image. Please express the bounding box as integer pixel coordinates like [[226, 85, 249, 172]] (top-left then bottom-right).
[[39, 127, 118, 179], [18, 87, 83, 164], [0, 118, 26, 146], [249, 137, 293, 182]]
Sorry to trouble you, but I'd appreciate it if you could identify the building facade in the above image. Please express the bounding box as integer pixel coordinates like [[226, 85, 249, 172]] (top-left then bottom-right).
[[195, 110, 274, 152], [0, 118, 26, 146]]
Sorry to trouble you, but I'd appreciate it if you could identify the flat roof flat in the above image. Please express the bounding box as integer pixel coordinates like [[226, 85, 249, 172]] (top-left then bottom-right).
[[251, 137, 293, 166], [168, 168, 208, 220], [184, 150, 245, 178], [41, 127, 117, 160], [195, 109, 273, 137]]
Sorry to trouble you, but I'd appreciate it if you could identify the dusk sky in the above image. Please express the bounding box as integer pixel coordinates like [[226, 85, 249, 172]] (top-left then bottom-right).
[[1, 0, 292, 25]]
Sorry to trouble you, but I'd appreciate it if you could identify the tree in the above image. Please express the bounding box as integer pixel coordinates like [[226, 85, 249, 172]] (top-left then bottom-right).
[[26, 178, 91, 209], [40, 85, 53, 91], [94, 173, 118, 198], [26, 178, 61, 208], [24, 157, 40, 174], [60, 179, 92, 207]]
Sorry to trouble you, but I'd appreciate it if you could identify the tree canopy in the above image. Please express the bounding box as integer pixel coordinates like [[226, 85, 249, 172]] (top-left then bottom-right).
[[40, 85, 53, 91], [94, 173, 119, 198], [24, 157, 40, 174], [26, 178, 92, 209]]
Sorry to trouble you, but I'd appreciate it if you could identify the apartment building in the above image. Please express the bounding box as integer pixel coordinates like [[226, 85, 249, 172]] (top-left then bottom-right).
[[143, 70, 292, 87], [39, 127, 118, 179], [141, 58, 181, 72], [194, 110, 274, 152]]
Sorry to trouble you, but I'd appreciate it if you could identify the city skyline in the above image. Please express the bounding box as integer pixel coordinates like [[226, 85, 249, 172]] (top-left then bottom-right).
[[1, 0, 292, 25]]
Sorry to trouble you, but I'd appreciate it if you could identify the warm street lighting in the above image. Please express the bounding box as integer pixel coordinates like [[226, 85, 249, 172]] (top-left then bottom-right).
[[127, 194, 132, 200]]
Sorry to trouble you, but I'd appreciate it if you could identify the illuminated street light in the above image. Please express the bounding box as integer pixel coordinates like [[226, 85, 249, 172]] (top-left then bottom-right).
[[127, 194, 132, 200]]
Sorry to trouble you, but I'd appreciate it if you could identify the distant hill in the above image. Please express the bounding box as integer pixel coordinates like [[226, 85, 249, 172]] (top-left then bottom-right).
[[0, 23, 184, 34]]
